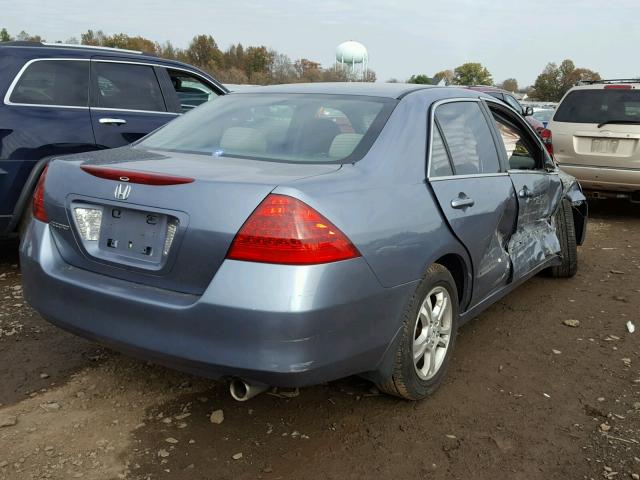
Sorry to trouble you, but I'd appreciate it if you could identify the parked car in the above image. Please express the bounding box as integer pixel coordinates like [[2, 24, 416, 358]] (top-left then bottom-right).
[[464, 86, 544, 132], [0, 41, 227, 238], [532, 107, 555, 128], [548, 79, 640, 202], [20, 83, 588, 401]]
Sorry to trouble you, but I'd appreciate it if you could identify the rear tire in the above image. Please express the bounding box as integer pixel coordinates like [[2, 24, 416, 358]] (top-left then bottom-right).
[[548, 198, 578, 278], [377, 263, 459, 400]]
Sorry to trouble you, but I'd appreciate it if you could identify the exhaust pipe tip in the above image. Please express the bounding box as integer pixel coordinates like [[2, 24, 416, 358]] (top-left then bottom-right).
[[229, 378, 268, 402]]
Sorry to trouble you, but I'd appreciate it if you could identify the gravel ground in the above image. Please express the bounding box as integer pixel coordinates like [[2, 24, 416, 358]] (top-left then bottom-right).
[[0, 199, 638, 480]]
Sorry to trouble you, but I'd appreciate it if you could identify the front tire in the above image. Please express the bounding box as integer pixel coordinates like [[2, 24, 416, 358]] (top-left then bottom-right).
[[548, 198, 578, 278], [377, 263, 459, 400]]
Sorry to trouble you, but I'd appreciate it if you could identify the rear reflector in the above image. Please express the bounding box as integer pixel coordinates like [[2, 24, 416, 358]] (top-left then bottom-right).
[[226, 194, 361, 265], [604, 85, 633, 90], [33, 165, 49, 223], [81, 165, 194, 185]]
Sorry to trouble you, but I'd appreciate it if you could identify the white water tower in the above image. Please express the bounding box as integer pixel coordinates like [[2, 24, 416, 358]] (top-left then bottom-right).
[[336, 41, 369, 81]]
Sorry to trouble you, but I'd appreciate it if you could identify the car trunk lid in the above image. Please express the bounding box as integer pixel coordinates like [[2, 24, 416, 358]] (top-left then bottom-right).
[[43, 147, 341, 295]]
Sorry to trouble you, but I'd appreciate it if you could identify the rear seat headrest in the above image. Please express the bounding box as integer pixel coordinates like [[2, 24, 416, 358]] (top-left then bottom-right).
[[329, 133, 364, 159], [220, 127, 267, 154]]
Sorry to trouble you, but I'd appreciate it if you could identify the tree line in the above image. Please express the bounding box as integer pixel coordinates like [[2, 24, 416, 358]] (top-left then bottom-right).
[[0, 28, 376, 85], [406, 60, 605, 102], [2, 28, 618, 101]]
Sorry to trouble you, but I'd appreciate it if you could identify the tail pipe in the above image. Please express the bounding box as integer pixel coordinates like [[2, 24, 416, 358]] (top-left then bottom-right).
[[229, 378, 268, 401]]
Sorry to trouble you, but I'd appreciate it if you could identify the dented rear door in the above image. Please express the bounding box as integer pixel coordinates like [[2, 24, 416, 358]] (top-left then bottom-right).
[[428, 100, 517, 306]]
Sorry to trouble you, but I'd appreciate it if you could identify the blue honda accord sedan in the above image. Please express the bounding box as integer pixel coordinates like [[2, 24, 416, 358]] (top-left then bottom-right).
[[20, 83, 587, 401]]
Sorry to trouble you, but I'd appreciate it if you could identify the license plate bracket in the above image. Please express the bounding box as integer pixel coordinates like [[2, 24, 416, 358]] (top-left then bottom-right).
[[98, 207, 169, 264]]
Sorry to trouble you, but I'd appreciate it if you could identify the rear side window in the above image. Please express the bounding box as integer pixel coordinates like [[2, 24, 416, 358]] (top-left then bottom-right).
[[167, 69, 218, 113], [554, 89, 640, 123], [435, 102, 501, 175], [93, 62, 166, 112], [9, 60, 89, 107]]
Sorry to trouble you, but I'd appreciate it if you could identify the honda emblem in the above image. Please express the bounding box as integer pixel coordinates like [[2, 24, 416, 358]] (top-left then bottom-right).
[[114, 183, 132, 200]]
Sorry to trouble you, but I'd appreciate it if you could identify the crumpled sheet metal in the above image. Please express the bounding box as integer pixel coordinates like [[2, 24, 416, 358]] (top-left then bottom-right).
[[559, 170, 587, 206], [508, 220, 561, 280]]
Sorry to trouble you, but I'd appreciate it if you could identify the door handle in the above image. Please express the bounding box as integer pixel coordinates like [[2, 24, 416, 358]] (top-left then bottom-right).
[[518, 186, 533, 199], [450, 194, 475, 209], [99, 118, 127, 126]]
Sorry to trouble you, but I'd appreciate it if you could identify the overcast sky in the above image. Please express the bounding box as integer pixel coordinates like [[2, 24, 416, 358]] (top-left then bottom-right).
[[3, 0, 638, 86]]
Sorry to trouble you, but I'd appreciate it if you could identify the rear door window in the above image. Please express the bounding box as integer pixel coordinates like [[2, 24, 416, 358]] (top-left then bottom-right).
[[435, 102, 501, 175], [92, 62, 166, 112], [554, 89, 640, 123], [167, 69, 218, 113], [429, 126, 454, 176], [9, 60, 89, 107]]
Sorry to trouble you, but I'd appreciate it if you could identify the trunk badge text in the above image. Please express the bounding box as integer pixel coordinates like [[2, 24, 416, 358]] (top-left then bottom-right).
[[114, 183, 132, 200]]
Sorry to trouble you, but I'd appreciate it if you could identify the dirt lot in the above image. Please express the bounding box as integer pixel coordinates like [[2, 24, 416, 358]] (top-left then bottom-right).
[[0, 199, 638, 480]]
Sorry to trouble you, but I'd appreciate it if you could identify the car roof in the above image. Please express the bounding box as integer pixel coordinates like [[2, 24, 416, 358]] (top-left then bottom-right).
[[228, 82, 441, 99], [465, 85, 506, 93], [0, 41, 187, 68]]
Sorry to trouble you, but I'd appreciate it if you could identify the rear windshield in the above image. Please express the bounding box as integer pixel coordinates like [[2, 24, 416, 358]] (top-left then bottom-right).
[[138, 93, 396, 163], [554, 89, 640, 123]]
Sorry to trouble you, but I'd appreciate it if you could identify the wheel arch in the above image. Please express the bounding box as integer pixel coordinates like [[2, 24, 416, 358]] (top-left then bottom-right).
[[7, 156, 52, 233], [433, 253, 470, 311]]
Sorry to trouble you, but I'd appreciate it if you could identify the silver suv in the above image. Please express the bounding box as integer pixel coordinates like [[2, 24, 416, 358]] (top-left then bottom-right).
[[548, 79, 640, 202]]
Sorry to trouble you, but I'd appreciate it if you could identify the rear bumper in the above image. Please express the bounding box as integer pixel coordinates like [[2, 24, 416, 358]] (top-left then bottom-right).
[[20, 221, 413, 387], [558, 164, 640, 193]]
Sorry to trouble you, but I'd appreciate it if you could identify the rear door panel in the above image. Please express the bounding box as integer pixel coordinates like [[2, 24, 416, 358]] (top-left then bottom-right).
[[89, 59, 179, 148], [430, 176, 516, 304], [428, 100, 518, 306]]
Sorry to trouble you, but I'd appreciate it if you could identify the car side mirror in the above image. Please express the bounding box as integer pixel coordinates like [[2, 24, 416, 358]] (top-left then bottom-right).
[[523, 106, 534, 116]]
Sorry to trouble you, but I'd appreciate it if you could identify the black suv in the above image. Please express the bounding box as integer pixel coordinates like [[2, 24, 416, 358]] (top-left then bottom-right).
[[0, 41, 227, 237]]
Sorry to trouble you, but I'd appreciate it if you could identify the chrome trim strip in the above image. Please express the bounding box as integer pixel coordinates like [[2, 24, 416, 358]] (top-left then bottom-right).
[[4, 58, 218, 113], [92, 107, 179, 116], [427, 97, 508, 181], [429, 172, 509, 181], [93, 59, 220, 96], [507, 169, 558, 175]]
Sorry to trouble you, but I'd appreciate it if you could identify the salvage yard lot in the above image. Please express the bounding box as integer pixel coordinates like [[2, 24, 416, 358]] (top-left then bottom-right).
[[0, 200, 638, 480]]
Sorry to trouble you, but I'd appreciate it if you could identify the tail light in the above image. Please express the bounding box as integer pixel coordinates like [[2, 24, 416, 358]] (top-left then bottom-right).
[[540, 128, 554, 156], [226, 194, 361, 265], [32, 165, 49, 223]]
